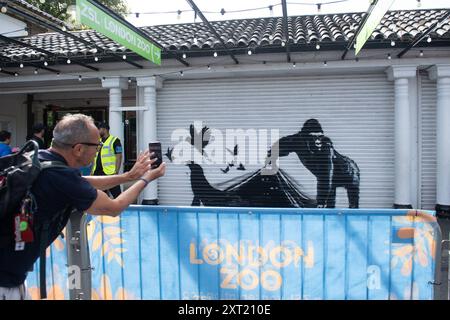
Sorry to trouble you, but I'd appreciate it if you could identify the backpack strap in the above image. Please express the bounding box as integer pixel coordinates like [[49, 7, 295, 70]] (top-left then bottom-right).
[[36, 159, 68, 300], [39, 221, 49, 299], [40, 160, 68, 170]]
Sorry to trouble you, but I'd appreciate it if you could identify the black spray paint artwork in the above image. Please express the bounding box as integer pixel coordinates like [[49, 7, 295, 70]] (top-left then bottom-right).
[[167, 119, 360, 208], [267, 119, 360, 208]]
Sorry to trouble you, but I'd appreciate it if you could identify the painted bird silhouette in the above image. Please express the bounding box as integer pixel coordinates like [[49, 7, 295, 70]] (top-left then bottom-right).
[[165, 147, 174, 162], [186, 124, 211, 156], [221, 144, 246, 173]]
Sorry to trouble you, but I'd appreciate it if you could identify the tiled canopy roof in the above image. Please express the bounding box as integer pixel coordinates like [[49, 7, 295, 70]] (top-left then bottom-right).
[[4, 0, 71, 31], [0, 9, 449, 64]]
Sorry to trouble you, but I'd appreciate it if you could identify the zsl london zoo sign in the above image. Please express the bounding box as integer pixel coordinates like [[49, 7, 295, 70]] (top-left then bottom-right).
[[76, 0, 161, 65]]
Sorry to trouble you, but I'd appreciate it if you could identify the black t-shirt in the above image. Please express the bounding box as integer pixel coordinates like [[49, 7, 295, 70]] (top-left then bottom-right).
[[0, 150, 97, 287], [93, 136, 122, 176]]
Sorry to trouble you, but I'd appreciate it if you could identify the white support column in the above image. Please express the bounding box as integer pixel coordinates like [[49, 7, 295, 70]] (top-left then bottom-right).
[[102, 77, 128, 173], [136, 76, 163, 204], [387, 66, 417, 208], [429, 65, 450, 217]]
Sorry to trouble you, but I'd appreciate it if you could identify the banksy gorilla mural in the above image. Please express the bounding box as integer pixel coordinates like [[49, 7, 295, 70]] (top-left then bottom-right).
[[266, 119, 360, 208], [167, 119, 360, 208]]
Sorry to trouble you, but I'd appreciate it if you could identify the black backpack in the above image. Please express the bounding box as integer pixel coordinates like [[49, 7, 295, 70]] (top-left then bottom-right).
[[0, 140, 68, 299]]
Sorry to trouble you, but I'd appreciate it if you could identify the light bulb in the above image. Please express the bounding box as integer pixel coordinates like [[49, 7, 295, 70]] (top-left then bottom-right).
[[182, 53, 187, 59], [34, 69, 38, 74], [387, 53, 392, 60], [316, 44, 321, 50], [419, 50, 424, 57], [67, 59, 71, 64], [427, 36, 432, 43], [293, 62, 296, 67], [391, 40, 395, 46], [247, 50, 252, 55], [19, 63, 24, 68], [213, 52, 218, 57], [44, 61, 48, 66], [94, 56, 99, 62]]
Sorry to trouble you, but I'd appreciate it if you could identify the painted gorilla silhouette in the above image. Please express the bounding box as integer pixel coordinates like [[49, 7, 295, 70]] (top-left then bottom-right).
[[267, 119, 360, 208]]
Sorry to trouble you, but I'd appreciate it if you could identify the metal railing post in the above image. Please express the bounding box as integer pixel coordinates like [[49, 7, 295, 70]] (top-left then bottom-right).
[[66, 211, 92, 300]]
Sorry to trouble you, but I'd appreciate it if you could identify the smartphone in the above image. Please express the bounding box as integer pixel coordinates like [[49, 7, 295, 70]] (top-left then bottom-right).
[[149, 141, 162, 169]]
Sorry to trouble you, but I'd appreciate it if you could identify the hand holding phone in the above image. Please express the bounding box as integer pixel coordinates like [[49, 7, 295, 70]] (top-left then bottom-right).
[[149, 141, 162, 169]]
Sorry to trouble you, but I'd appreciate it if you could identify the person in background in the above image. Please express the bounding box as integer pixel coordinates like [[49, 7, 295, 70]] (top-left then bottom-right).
[[28, 123, 46, 149], [0, 130, 12, 157], [91, 122, 123, 198]]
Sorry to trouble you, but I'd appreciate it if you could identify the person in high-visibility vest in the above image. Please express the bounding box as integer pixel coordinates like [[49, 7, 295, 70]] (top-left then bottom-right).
[[91, 122, 123, 198]]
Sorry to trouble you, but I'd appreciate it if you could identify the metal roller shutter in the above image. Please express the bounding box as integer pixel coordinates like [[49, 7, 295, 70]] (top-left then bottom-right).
[[157, 73, 395, 208], [419, 73, 437, 210]]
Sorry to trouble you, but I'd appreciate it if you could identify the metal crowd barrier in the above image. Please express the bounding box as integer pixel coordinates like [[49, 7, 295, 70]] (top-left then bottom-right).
[[27, 206, 444, 300]]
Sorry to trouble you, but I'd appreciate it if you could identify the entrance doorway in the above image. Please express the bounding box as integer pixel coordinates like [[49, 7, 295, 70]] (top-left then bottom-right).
[[43, 105, 108, 148]]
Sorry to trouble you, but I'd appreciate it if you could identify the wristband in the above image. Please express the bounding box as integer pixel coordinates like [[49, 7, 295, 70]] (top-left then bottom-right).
[[139, 177, 150, 187]]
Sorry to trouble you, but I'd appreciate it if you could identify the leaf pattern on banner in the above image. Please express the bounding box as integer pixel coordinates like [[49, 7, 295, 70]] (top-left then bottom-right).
[[27, 285, 65, 300], [97, 215, 121, 225], [53, 228, 66, 252], [391, 210, 437, 277], [91, 274, 136, 300], [87, 215, 126, 268], [115, 287, 137, 300], [27, 287, 40, 300], [103, 226, 122, 236]]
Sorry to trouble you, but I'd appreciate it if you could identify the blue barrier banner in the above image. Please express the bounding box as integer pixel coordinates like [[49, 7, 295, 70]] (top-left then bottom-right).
[[28, 207, 439, 300]]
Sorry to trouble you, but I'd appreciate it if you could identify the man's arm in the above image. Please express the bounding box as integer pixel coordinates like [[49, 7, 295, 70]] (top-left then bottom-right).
[[84, 174, 129, 191], [87, 162, 166, 216], [84, 150, 151, 190]]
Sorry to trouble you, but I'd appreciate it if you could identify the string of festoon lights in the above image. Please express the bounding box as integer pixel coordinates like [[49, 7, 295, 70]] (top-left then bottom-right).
[[128, 1, 350, 19], [1, 41, 431, 79], [128, 0, 424, 18], [17, 45, 426, 83]]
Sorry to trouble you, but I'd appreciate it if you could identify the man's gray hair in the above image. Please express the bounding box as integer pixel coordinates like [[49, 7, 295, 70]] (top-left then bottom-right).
[[52, 114, 95, 149]]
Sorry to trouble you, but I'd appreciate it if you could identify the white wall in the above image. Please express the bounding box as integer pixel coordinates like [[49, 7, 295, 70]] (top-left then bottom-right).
[[0, 94, 27, 147]]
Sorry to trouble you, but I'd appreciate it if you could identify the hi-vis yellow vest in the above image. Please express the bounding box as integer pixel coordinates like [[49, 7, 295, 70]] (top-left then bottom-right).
[[91, 135, 118, 175]]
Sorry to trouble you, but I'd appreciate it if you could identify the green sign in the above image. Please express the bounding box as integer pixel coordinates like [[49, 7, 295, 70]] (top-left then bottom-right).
[[76, 0, 161, 65], [355, 0, 394, 56]]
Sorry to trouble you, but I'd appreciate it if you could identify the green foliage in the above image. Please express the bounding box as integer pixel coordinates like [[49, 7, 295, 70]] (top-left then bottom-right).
[[25, 0, 128, 21]]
